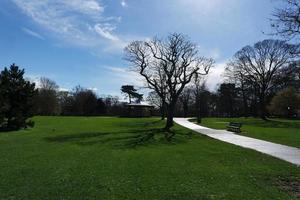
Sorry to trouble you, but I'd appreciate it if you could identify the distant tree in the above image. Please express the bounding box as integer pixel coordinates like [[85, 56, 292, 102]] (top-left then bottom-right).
[[227, 39, 297, 119], [125, 33, 213, 136], [217, 83, 237, 117], [0, 64, 36, 131], [35, 77, 60, 115], [40, 77, 59, 91], [179, 87, 192, 118], [102, 95, 122, 116], [147, 91, 166, 120], [268, 87, 300, 117], [0, 82, 5, 127], [273, 62, 300, 91], [224, 64, 255, 116], [121, 85, 143, 103], [192, 74, 204, 123], [58, 91, 74, 116], [96, 98, 106, 115], [73, 86, 98, 116]]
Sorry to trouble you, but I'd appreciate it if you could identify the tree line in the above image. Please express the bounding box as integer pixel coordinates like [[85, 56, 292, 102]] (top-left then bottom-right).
[[34, 79, 129, 117], [0, 65, 138, 131]]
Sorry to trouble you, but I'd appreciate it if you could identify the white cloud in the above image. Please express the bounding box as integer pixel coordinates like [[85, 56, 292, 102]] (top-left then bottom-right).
[[12, 0, 125, 50], [63, 0, 104, 14], [205, 61, 227, 91], [59, 87, 69, 92], [22, 27, 44, 40], [88, 87, 98, 92], [120, 0, 127, 7], [25, 74, 41, 88], [94, 24, 119, 41]]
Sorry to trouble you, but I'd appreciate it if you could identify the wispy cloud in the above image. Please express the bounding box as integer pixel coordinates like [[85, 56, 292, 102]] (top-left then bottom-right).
[[12, 0, 126, 51], [104, 66, 144, 86], [22, 27, 44, 40]]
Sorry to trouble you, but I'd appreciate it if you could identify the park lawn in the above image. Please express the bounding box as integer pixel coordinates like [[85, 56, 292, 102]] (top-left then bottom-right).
[[0, 117, 300, 199], [195, 117, 300, 149]]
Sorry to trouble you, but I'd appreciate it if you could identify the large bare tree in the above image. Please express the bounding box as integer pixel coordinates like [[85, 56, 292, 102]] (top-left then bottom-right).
[[226, 39, 296, 119], [124, 33, 213, 135]]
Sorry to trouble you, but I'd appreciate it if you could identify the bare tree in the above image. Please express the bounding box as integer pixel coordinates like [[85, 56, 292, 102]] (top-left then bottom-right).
[[224, 67, 254, 117], [271, 0, 300, 41], [40, 77, 59, 91], [124, 33, 213, 136], [226, 39, 296, 119], [35, 77, 60, 115]]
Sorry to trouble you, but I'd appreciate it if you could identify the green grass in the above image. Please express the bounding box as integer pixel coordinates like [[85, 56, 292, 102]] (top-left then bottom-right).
[[0, 117, 300, 199], [195, 117, 300, 149]]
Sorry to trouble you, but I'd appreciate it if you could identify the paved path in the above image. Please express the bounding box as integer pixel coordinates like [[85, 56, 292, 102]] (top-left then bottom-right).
[[174, 118, 300, 166]]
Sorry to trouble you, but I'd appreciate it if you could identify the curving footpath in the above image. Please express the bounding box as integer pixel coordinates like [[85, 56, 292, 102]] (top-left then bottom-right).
[[174, 118, 300, 166]]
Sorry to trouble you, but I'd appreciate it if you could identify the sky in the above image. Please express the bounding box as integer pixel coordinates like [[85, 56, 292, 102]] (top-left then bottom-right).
[[0, 0, 282, 96]]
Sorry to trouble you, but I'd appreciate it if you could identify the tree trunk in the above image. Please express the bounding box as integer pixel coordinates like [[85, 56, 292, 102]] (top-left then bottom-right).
[[165, 103, 175, 132], [195, 96, 201, 123], [160, 101, 166, 120], [241, 89, 248, 117], [183, 103, 188, 118], [259, 94, 267, 120], [197, 112, 201, 124], [129, 94, 132, 104]]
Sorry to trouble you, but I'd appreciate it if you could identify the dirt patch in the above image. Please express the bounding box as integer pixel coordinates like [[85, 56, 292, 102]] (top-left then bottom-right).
[[276, 177, 300, 198]]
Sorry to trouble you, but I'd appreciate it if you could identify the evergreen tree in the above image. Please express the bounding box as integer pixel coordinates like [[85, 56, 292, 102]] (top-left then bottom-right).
[[0, 64, 36, 131], [121, 85, 143, 103]]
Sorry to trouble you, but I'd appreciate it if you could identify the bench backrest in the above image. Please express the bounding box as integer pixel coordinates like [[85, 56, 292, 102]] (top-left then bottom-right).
[[229, 122, 242, 127]]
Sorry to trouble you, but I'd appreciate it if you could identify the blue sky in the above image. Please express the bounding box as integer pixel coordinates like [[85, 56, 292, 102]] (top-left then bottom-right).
[[0, 0, 281, 96]]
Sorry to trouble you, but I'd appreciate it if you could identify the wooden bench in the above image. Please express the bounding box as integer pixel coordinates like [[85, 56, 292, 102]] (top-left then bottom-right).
[[227, 122, 242, 133]]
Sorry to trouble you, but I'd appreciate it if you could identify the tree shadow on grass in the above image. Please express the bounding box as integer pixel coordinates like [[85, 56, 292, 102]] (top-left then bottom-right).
[[44, 128, 193, 149], [45, 132, 112, 143]]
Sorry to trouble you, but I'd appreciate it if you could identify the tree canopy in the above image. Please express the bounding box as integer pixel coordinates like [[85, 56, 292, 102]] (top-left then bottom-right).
[[121, 85, 143, 103]]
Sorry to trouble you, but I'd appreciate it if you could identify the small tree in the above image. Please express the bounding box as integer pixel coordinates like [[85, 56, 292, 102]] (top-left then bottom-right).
[[124, 33, 213, 136], [0, 64, 36, 131], [121, 85, 143, 103], [268, 87, 300, 117]]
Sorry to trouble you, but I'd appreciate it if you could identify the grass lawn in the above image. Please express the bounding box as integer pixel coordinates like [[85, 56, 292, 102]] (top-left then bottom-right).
[[195, 117, 300, 149], [0, 117, 300, 199]]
